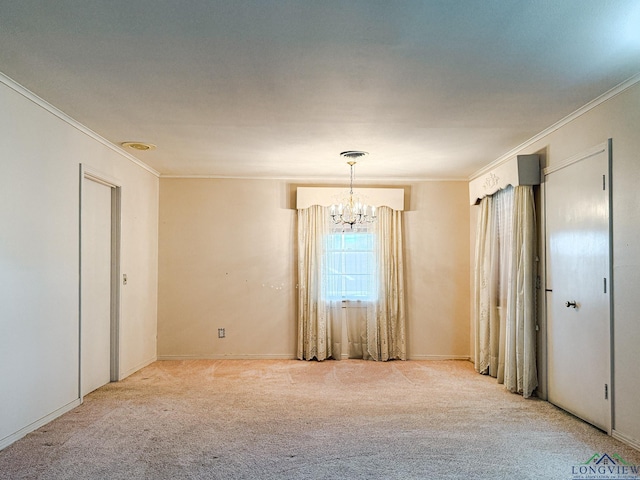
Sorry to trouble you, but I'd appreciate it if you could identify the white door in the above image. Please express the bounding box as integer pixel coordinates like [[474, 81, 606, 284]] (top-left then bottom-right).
[[545, 143, 611, 432], [81, 177, 113, 396]]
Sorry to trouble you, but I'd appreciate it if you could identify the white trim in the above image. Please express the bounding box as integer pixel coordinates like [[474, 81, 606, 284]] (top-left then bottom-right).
[[0, 399, 81, 451], [83, 166, 122, 189], [159, 354, 472, 361], [158, 354, 474, 362], [157, 354, 298, 360], [537, 181, 549, 401], [0, 72, 160, 178], [118, 356, 157, 380], [469, 73, 640, 181], [110, 185, 122, 384], [79, 165, 123, 397], [543, 142, 608, 176], [160, 174, 467, 182], [408, 355, 471, 361], [612, 430, 640, 452]]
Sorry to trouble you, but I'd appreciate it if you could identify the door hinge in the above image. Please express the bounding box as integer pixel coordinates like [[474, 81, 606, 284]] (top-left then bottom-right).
[[604, 277, 607, 294], [605, 383, 609, 400], [603, 174, 606, 191]]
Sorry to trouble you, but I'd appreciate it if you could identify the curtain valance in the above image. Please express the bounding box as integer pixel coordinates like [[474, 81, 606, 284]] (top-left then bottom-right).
[[469, 155, 540, 205], [297, 187, 405, 211]]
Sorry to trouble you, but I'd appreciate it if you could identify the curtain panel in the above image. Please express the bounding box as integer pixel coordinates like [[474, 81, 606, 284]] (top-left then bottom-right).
[[297, 206, 340, 361], [474, 185, 538, 398], [367, 206, 406, 361], [297, 205, 406, 361]]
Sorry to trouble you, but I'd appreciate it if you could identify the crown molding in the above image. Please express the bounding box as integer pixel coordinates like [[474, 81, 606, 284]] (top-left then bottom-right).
[[0, 72, 160, 178], [469, 72, 640, 181], [160, 174, 467, 182]]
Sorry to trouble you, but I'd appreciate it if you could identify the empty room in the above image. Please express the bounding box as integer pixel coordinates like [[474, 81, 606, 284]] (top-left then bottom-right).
[[1, 1, 640, 479]]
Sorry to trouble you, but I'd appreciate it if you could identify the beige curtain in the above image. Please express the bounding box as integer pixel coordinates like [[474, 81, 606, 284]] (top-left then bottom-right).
[[365, 206, 406, 361], [297, 205, 406, 362], [474, 186, 537, 397], [504, 187, 538, 397], [346, 301, 368, 359], [474, 194, 494, 376], [296, 206, 341, 360]]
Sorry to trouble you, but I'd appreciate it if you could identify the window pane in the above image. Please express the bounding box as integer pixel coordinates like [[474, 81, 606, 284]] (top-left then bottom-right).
[[343, 252, 373, 273], [323, 232, 376, 300], [325, 234, 342, 250], [343, 234, 358, 250], [325, 252, 343, 272]]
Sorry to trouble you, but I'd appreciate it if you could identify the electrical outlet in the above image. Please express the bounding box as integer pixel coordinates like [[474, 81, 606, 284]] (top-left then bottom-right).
[[218, 328, 225, 338]]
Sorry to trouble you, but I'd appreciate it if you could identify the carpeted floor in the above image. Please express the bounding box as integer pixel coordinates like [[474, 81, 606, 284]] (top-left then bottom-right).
[[1, 359, 639, 479]]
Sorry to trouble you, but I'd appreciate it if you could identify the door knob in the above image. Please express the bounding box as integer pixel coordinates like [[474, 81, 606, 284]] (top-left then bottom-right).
[[565, 301, 577, 308]]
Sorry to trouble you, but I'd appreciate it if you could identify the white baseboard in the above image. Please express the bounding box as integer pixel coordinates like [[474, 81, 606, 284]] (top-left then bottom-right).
[[118, 355, 157, 380], [408, 355, 471, 361], [157, 354, 297, 360], [158, 354, 471, 361], [0, 399, 81, 451], [612, 429, 640, 452]]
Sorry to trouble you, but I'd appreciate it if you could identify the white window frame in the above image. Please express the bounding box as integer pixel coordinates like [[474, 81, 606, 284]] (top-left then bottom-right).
[[323, 226, 377, 301]]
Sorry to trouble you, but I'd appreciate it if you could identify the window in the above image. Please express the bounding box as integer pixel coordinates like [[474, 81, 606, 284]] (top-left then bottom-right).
[[323, 228, 376, 300]]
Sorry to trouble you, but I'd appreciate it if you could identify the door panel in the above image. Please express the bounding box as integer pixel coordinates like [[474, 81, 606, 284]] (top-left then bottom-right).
[[545, 145, 611, 432], [81, 177, 112, 396]]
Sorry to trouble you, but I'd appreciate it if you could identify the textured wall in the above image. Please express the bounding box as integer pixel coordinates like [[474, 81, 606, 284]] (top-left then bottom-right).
[[158, 178, 471, 360]]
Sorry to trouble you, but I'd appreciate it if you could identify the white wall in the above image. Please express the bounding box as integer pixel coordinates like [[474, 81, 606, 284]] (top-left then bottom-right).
[[470, 80, 640, 448], [0, 76, 159, 449], [157, 178, 470, 360]]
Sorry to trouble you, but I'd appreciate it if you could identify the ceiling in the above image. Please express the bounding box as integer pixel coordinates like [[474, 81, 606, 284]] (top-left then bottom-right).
[[1, 1, 639, 180]]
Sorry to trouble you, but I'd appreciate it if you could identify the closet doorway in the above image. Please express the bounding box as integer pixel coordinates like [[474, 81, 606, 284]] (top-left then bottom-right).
[[544, 141, 612, 432], [80, 167, 121, 397]]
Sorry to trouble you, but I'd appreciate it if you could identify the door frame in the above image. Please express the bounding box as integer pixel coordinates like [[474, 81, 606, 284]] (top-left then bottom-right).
[[542, 139, 613, 433], [79, 165, 122, 399]]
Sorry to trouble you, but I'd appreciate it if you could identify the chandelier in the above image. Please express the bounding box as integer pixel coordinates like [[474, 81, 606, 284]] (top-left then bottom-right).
[[330, 151, 376, 227]]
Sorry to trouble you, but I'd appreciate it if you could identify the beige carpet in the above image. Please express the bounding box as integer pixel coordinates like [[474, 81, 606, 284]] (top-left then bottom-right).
[[1, 360, 639, 479]]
